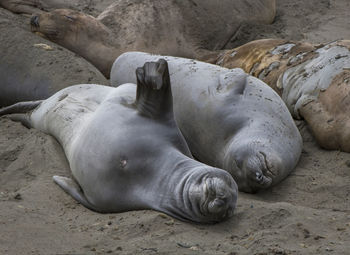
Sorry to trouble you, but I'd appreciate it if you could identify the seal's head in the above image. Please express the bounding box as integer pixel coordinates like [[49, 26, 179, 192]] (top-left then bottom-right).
[[184, 168, 238, 223], [30, 9, 99, 42], [30, 9, 111, 47], [30, 9, 117, 77], [224, 139, 287, 193]]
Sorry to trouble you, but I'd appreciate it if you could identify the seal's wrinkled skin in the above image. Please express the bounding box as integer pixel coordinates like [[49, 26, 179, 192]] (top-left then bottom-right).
[[216, 39, 350, 151], [0, 60, 238, 223], [111, 53, 302, 193]]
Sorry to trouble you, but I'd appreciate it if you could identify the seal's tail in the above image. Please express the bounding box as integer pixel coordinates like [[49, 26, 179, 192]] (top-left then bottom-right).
[[0, 100, 42, 128], [135, 59, 173, 119]]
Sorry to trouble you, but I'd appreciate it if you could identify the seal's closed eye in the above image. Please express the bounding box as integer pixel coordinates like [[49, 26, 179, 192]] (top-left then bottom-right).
[[64, 15, 75, 22], [30, 15, 39, 27]]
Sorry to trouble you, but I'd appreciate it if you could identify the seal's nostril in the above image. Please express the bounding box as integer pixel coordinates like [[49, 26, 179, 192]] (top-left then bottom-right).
[[30, 16, 39, 27], [214, 198, 225, 207], [256, 172, 263, 181]]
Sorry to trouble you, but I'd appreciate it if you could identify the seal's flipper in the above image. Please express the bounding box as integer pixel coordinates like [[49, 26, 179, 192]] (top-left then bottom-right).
[[0, 100, 42, 128], [135, 59, 173, 119], [0, 100, 42, 116], [5, 114, 32, 128], [53, 175, 100, 212], [219, 69, 248, 96]]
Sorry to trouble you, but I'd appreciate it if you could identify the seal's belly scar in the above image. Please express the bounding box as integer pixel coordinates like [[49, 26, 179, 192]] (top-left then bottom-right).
[[0, 60, 238, 223], [111, 53, 302, 193]]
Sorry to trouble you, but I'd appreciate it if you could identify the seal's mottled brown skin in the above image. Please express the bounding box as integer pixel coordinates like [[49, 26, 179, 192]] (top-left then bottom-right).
[[216, 39, 350, 152], [215, 39, 317, 93], [300, 70, 350, 151]]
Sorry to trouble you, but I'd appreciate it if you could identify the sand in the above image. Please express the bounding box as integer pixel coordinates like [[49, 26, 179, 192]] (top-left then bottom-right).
[[1, 0, 350, 254]]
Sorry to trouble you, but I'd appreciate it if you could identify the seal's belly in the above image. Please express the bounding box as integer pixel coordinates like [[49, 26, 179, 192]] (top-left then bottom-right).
[[31, 84, 112, 153]]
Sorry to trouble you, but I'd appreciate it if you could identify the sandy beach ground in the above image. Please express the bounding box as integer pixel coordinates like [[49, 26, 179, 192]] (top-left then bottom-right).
[[1, 0, 350, 254]]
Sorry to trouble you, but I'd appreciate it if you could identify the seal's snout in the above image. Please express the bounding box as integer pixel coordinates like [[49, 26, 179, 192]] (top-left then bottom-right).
[[203, 175, 237, 221], [31, 15, 40, 27], [208, 197, 229, 215], [240, 154, 273, 192], [256, 171, 263, 182]]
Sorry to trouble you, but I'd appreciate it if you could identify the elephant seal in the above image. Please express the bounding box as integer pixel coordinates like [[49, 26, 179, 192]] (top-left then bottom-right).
[[111, 53, 302, 193], [0, 59, 238, 223], [29, 0, 276, 77], [0, 7, 107, 107], [216, 39, 350, 151]]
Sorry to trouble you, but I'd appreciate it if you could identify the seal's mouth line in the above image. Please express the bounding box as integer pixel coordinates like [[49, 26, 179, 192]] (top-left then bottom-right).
[[200, 175, 210, 214], [259, 151, 277, 177]]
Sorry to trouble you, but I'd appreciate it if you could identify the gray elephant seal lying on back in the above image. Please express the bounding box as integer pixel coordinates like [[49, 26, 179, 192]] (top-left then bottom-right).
[[0, 60, 238, 223], [111, 53, 303, 193]]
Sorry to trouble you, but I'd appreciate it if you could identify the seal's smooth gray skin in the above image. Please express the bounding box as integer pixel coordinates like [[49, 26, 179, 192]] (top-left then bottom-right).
[[111, 53, 303, 193], [0, 60, 237, 223]]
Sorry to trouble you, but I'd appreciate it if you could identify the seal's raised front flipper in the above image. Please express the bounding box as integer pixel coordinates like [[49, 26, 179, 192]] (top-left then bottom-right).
[[53, 175, 100, 212], [135, 59, 173, 119]]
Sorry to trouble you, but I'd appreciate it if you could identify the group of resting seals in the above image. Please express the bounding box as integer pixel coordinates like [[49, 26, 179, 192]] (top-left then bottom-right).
[[2, 0, 345, 222], [0, 54, 302, 222], [24, 2, 350, 152], [111, 53, 302, 193], [0, 0, 292, 223], [28, 6, 350, 152]]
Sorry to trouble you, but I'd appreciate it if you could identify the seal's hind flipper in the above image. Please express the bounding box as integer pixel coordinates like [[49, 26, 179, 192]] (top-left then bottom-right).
[[0, 100, 43, 116], [219, 69, 248, 96], [0, 100, 42, 128], [135, 59, 173, 119], [6, 114, 32, 128], [53, 175, 100, 212]]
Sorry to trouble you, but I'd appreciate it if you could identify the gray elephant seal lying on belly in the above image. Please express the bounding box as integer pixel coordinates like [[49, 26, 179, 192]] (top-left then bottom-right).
[[0, 59, 237, 223], [111, 53, 303, 193]]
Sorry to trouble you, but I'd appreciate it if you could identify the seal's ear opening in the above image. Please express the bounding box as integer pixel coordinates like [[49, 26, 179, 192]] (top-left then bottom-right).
[[135, 59, 173, 119]]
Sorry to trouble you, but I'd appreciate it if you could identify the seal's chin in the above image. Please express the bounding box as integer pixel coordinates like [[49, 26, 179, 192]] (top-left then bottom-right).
[[197, 175, 237, 222]]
